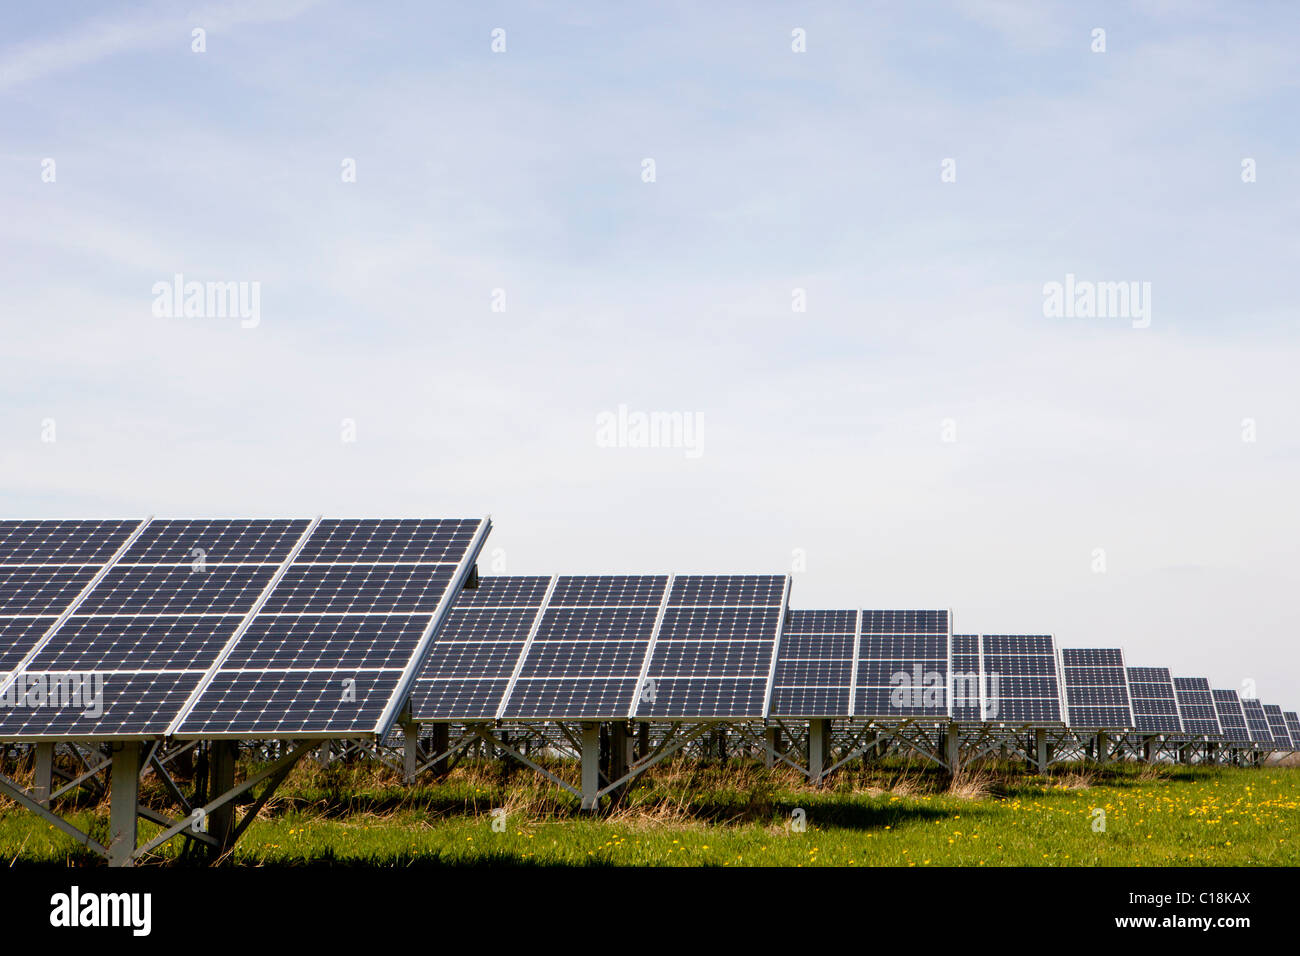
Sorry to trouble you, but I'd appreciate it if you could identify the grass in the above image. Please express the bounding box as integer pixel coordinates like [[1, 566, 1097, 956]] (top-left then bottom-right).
[[2, 756, 1297, 867]]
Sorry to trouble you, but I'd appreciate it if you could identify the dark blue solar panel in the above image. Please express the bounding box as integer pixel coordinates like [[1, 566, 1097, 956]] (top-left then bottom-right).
[[503, 575, 667, 719], [1061, 648, 1132, 728], [633, 574, 787, 719], [122, 519, 308, 564], [1285, 712, 1300, 749], [1211, 689, 1251, 743], [1173, 677, 1221, 736], [180, 670, 403, 736], [768, 609, 855, 718], [1240, 698, 1273, 744], [413, 575, 549, 721], [0, 568, 99, 615], [1127, 667, 1183, 733], [176, 517, 487, 737], [1263, 704, 1291, 748], [0, 520, 139, 565], [980, 636, 1062, 724], [0, 617, 57, 674], [295, 518, 481, 563], [853, 610, 950, 719]]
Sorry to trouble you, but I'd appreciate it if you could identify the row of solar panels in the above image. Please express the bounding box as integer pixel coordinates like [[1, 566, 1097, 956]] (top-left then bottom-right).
[[0, 520, 1295, 748], [408, 576, 1299, 748], [0, 518, 489, 740]]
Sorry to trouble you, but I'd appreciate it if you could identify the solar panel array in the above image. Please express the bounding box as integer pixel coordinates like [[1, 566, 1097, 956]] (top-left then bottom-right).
[[0, 524, 1296, 744], [1061, 648, 1133, 729], [1172, 677, 1222, 737], [980, 635, 1063, 724], [1126, 667, 1183, 734], [1211, 689, 1251, 743], [0, 518, 487, 741]]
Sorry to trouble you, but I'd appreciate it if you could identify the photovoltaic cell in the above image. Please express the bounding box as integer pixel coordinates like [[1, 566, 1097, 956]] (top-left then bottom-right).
[[1172, 677, 1222, 737], [1126, 667, 1183, 734], [1061, 648, 1133, 729], [1211, 689, 1251, 743], [632, 575, 787, 719]]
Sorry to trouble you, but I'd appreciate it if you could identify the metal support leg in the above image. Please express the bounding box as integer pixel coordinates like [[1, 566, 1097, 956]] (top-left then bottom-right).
[[1143, 735, 1156, 763], [1035, 728, 1048, 773], [1097, 731, 1109, 765], [33, 742, 54, 808], [209, 741, 238, 854], [764, 727, 778, 769], [580, 722, 600, 811], [809, 719, 830, 785], [108, 743, 142, 868], [944, 723, 960, 774], [402, 720, 420, 783]]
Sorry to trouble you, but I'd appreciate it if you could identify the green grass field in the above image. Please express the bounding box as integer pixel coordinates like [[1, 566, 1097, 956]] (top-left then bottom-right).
[[3, 758, 1297, 866]]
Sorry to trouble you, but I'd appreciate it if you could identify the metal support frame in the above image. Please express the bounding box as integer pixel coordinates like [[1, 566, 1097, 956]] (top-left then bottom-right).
[[580, 722, 600, 810], [32, 742, 54, 807], [108, 742, 142, 867], [809, 719, 831, 785]]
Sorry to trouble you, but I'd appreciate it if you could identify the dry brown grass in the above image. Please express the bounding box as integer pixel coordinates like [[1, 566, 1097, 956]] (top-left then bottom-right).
[[1053, 770, 1094, 790], [947, 767, 995, 800]]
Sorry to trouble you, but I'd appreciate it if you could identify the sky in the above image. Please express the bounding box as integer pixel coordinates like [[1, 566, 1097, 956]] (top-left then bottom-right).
[[1, 1, 1298, 703]]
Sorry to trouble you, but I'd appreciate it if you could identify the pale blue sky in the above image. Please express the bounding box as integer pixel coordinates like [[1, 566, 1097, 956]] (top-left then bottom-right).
[[2, 1, 1298, 700]]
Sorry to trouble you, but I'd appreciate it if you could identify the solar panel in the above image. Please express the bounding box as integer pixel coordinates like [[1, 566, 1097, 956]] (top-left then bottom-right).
[[1211, 689, 1251, 743], [410, 575, 550, 721], [0, 519, 301, 737], [1262, 704, 1292, 749], [950, 634, 982, 720], [1061, 648, 1134, 729], [1172, 677, 1222, 737], [0, 520, 149, 733], [1126, 667, 1183, 734], [852, 611, 951, 720], [174, 518, 487, 738], [979, 635, 1062, 724], [0, 520, 141, 566], [1239, 698, 1273, 745], [501, 575, 669, 719], [767, 609, 856, 717], [1285, 711, 1300, 750], [631, 575, 788, 719]]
